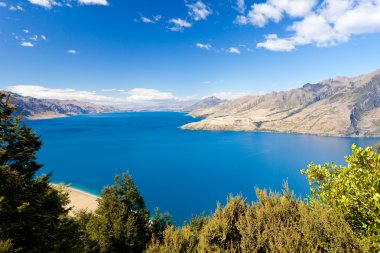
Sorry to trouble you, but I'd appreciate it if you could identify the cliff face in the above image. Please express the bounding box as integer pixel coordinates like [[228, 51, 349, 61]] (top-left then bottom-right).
[[4, 92, 116, 120], [182, 70, 380, 137]]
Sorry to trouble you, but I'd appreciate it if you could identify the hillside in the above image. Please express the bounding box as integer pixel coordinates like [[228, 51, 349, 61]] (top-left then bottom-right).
[[182, 96, 226, 112], [182, 69, 380, 137], [4, 92, 116, 120]]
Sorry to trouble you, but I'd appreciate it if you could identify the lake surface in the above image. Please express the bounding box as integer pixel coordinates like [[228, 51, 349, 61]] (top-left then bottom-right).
[[26, 112, 380, 224]]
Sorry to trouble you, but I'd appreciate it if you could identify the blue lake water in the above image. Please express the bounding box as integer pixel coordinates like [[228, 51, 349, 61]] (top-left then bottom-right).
[[26, 112, 380, 224]]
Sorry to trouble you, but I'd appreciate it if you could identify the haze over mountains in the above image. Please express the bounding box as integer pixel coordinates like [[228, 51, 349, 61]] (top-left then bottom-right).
[[2, 91, 224, 120], [182, 69, 380, 137], [4, 69, 380, 136], [5, 92, 116, 120]]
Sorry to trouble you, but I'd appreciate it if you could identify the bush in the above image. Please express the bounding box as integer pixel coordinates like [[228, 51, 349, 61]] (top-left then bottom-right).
[[238, 187, 369, 253], [302, 144, 380, 246], [147, 185, 371, 252]]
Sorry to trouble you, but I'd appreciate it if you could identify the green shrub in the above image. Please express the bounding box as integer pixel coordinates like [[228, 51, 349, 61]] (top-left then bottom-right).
[[238, 187, 369, 253], [198, 195, 246, 252], [302, 144, 380, 246], [148, 185, 370, 252]]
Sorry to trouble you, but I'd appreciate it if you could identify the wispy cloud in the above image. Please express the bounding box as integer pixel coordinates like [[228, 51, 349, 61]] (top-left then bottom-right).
[[235, 0, 245, 13], [227, 47, 240, 54], [168, 18, 192, 31], [195, 43, 212, 50], [14, 29, 46, 47], [67, 49, 78, 54], [140, 15, 162, 24], [20, 41, 34, 47], [78, 0, 109, 6], [237, 0, 380, 52], [187, 1, 212, 21], [28, 0, 109, 9], [9, 5, 23, 11], [0, 2, 7, 7], [101, 88, 127, 92]]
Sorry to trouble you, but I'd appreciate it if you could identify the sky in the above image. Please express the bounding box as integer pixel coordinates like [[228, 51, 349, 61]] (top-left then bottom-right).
[[1, 0, 380, 104]]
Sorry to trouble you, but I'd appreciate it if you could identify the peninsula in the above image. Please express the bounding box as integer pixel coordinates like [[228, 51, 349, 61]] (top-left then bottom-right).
[[182, 69, 380, 137]]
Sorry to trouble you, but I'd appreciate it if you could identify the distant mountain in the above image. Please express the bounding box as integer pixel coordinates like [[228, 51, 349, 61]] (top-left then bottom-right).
[[183, 96, 226, 112], [182, 69, 380, 137], [4, 92, 116, 120]]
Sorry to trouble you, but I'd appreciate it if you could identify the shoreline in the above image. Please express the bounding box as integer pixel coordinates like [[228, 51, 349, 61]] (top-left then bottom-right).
[[27, 111, 380, 138], [53, 184, 100, 215]]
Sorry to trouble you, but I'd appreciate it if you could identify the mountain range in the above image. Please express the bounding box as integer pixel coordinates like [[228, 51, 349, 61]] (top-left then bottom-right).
[[182, 69, 380, 137], [2, 91, 224, 120], [4, 92, 116, 120]]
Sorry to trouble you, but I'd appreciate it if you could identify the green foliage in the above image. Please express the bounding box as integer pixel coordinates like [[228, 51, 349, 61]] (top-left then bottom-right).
[[198, 195, 246, 252], [0, 92, 80, 252], [147, 185, 370, 252], [150, 208, 172, 242], [238, 187, 369, 253], [78, 172, 152, 253], [301, 144, 380, 245]]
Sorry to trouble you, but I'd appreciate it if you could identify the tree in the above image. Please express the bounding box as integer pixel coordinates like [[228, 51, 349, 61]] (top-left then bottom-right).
[[301, 144, 380, 246], [0, 92, 80, 252], [82, 172, 151, 253]]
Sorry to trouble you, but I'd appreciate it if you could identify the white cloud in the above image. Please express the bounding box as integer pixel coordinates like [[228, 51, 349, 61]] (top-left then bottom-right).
[[228, 47, 240, 54], [257, 34, 296, 51], [209, 92, 248, 100], [8, 85, 117, 102], [7, 85, 179, 104], [236, 0, 245, 13], [168, 18, 192, 31], [141, 15, 161, 24], [20, 42, 34, 47], [195, 43, 212, 50], [240, 0, 317, 27], [0, 2, 6, 7], [234, 15, 248, 25], [125, 88, 177, 102], [67, 49, 78, 54], [77, 0, 108, 6], [241, 0, 380, 51], [14, 30, 46, 47], [28, 0, 109, 8], [29, 35, 39, 41], [141, 17, 154, 23], [187, 1, 212, 21], [101, 88, 127, 92], [28, 0, 55, 9], [9, 5, 23, 11]]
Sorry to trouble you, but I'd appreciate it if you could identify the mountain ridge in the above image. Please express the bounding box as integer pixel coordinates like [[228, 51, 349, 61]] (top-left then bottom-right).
[[181, 69, 380, 137], [3, 91, 117, 120]]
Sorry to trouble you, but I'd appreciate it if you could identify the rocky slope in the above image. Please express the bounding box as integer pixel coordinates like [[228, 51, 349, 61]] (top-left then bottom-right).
[[4, 92, 116, 120], [182, 96, 226, 112], [182, 69, 380, 137]]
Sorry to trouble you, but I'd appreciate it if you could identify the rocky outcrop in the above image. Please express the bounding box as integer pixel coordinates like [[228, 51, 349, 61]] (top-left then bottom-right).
[[182, 69, 380, 137]]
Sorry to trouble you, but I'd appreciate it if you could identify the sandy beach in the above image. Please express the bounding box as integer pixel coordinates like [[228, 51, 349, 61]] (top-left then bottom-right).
[[54, 184, 99, 215]]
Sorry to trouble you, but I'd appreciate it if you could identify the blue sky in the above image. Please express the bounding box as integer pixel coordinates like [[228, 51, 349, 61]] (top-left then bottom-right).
[[1, 0, 380, 103]]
